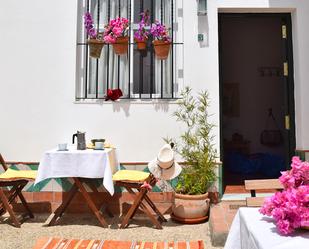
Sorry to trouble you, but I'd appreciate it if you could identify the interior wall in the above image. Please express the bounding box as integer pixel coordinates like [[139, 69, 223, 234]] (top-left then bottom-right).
[[217, 0, 309, 153], [221, 16, 285, 156]]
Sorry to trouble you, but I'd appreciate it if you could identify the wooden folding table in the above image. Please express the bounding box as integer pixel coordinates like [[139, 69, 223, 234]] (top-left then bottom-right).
[[35, 147, 118, 227]]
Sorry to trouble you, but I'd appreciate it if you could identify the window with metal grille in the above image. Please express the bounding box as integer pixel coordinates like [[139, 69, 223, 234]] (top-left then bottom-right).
[[76, 0, 183, 100]]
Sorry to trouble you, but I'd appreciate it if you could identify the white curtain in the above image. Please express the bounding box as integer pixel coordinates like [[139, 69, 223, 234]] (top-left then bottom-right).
[[88, 0, 129, 97], [154, 0, 172, 97]]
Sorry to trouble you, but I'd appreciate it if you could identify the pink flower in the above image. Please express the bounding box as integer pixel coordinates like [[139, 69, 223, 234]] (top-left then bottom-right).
[[103, 34, 116, 44], [277, 219, 293, 235], [141, 181, 152, 191], [103, 17, 129, 43], [112, 26, 123, 36], [260, 157, 309, 235]]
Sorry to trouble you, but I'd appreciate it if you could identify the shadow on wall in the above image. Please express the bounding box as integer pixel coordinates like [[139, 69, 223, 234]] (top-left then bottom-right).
[[198, 15, 209, 48], [153, 102, 170, 112], [111, 102, 131, 117], [108, 100, 171, 116]]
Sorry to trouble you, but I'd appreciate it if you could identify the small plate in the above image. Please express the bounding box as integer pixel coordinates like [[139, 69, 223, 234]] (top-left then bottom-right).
[[93, 148, 105, 150]]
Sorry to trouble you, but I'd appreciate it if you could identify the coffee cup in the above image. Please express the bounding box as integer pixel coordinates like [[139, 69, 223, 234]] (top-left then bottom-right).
[[58, 143, 68, 151], [91, 138, 105, 146], [95, 142, 104, 150]]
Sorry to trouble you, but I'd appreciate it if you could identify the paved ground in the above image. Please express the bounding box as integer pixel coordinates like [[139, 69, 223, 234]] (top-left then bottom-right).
[[209, 201, 244, 247], [0, 213, 224, 249]]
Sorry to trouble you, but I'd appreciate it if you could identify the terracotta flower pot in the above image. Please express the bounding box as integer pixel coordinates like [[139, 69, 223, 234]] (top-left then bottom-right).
[[152, 40, 171, 60], [87, 39, 104, 58], [112, 36, 129, 55], [135, 39, 147, 50], [171, 192, 210, 224]]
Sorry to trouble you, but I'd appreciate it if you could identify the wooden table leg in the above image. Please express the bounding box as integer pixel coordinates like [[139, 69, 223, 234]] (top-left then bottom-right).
[[120, 187, 146, 229], [73, 178, 108, 228], [0, 188, 21, 227], [88, 181, 114, 218], [0, 185, 19, 215], [123, 187, 163, 229], [48, 183, 78, 226], [17, 192, 34, 219], [144, 195, 167, 222]]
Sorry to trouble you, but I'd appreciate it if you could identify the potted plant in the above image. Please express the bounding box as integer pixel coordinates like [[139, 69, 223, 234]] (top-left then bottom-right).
[[103, 17, 129, 55], [134, 10, 150, 50], [167, 87, 217, 224], [150, 21, 171, 60], [84, 12, 104, 58]]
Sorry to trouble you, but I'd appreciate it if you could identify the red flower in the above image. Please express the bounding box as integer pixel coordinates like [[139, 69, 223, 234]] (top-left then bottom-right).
[[105, 88, 123, 101]]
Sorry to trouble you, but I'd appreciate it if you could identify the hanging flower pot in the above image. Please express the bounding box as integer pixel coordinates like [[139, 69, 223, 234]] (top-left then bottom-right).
[[87, 39, 104, 58], [134, 10, 150, 51], [135, 39, 147, 50], [83, 13, 104, 58], [153, 40, 171, 60], [112, 36, 129, 55]]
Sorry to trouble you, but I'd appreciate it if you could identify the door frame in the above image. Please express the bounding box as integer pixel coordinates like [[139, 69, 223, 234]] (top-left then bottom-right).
[[218, 13, 296, 193]]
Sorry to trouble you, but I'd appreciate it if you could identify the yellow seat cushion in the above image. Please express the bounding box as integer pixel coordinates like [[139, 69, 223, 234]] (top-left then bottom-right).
[[112, 170, 150, 182], [0, 168, 37, 180]]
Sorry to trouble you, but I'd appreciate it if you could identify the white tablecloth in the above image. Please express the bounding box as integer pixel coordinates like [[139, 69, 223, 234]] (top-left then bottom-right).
[[35, 147, 119, 195], [224, 207, 309, 249]]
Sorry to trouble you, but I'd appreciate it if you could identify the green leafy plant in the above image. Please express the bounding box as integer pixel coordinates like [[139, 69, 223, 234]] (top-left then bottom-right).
[[166, 87, 217, 195]]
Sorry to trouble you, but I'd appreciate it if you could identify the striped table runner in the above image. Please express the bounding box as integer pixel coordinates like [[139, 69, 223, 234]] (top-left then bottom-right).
[[33, 238, 204, 249]]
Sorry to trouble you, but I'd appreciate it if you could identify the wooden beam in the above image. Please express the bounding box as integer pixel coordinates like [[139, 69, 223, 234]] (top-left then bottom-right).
[[245, 179, 283, 190]]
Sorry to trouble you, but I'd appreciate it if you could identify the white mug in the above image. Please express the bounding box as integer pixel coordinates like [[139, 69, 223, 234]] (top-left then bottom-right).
[[95, 141, 104, 150], [58, 143, 68, 151]]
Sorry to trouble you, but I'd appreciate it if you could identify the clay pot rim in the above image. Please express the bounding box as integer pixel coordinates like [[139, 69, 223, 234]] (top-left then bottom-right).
[[87, 39, 104, 44], [134, 38, 147, 43], [174, 192, 209, 200], [113, 36, 129, 44], [152, 40, 171, 46]]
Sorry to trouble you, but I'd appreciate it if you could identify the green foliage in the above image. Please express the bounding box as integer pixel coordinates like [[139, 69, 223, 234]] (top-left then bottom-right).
[[166, 87, 217, 195]]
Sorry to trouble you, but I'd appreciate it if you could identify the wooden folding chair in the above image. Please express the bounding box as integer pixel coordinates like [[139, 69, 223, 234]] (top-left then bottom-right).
[[245, 179, 283, 207], [113, 170, 167, 229], [0, 154, 37, 227]]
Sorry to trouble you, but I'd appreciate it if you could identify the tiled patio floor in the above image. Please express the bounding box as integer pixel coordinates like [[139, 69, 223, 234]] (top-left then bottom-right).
[[0, 213, 223, 249], [209, 201, 246, 247]]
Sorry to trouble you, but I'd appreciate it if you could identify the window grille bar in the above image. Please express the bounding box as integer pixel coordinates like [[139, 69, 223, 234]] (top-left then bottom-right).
[[128, 0, 131, 98], [150, 0, 154, 98], [171, 0, 174, 98], [139, 0, 144, 98], [106, 0, 111, 92], [85, 0, 90, 99], [117, 0, 121, 90], [95, 0, 100, 98], [160, 0, 163, 99]]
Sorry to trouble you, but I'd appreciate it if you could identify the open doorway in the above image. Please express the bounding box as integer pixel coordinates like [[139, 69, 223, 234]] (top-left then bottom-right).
[[219, 13, 295, 194]]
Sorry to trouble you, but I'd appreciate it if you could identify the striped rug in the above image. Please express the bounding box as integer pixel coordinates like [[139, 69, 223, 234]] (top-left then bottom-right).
[[33, 238, 204, 249]]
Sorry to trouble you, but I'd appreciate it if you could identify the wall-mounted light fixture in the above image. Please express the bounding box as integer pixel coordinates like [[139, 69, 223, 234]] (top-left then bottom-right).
[[197, 0, 207, 16]]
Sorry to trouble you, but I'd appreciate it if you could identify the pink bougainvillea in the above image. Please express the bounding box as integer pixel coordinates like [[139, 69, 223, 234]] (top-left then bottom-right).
[[150, 20, 171, 42], [134, 10, 150, 42], [84, 12, 97, 39], [259, 156, 309, 235], [103, 17, 129, 44]]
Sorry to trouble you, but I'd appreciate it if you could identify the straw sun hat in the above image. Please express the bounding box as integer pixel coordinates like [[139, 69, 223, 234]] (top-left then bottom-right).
[[148, 144, 182, 180]]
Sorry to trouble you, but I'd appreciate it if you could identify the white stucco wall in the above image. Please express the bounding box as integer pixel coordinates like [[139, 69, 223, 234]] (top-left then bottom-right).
[[0, 0, 308, 162]]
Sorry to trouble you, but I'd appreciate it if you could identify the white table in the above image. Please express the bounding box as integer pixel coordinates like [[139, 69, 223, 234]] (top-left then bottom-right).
[[35, 146, 119, 195], [225, 207, 309, 249], [35, 146, 119, 227]]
